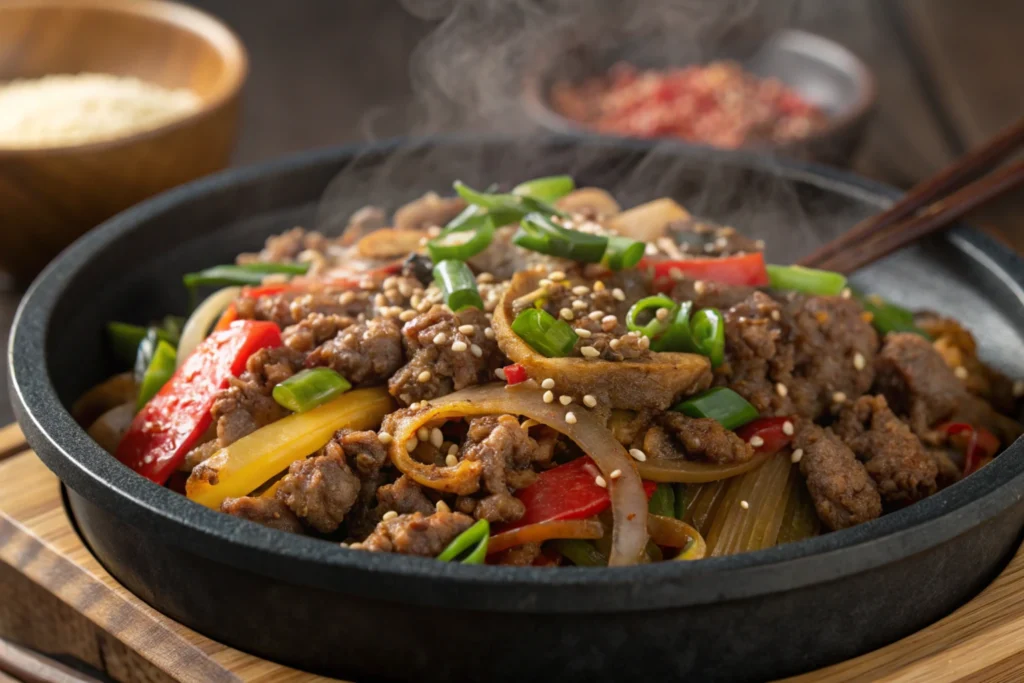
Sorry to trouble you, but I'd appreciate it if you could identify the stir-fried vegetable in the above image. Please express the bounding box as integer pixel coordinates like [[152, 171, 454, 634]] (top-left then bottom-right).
[[704, 454, 792, 556], [72, 372, 138, 427], [512, 175, 575, 202], [603, 235, 647, 270], [177, 287, 242, 368], [107, 320, 180, 367], [453, 180, 564, 222], [857, 293, 930, 338], [765, 264, 847, 296], [647, 514, 705, 556], [503, 363, 528, 385], [650, 302, 694, 353], [626, 295, 677, 338], [776, 469, 820, 544], [608, 198, 690, 242], [673, 387, 759, 430], [117, 320, 283, 485], [433, 259, 483, 311], [427, 214, 496, 262], [186, 387, 393, 508], [549, 538, 607, 567], [735, 417, 796, 456], [514, 212, 609, 263], [555, 187, 621, 216], [182, 262, 310, 290], [272, 368, 352, 413], [437, 519, 490, 564], [648, 483, 676, 518], [135, 339, 176, 411], [488, 519, 605, 555], [511, 307, 578, 357], [689, 308, 725, 367], [939, 422, 1000, 476], [647, 252, 770, 290]]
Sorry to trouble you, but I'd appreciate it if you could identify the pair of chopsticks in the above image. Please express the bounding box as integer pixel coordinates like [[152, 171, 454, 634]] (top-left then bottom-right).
[[800, 116, 1024, 274]]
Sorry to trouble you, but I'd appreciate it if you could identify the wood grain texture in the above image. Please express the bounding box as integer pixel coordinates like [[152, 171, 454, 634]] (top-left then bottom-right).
[[0, 423, 28, 462], [0, 0, 247, 284]]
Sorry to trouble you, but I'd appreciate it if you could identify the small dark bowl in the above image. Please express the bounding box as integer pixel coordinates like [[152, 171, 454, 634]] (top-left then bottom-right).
[[523, 29, 876, 164], [10, 137, 1024, 683]]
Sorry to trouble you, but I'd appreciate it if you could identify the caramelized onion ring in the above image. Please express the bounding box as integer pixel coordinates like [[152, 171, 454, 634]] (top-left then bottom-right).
[[647, 514, 706, 560], [635, 451, 772, 483], [487, 519, 604, 555]]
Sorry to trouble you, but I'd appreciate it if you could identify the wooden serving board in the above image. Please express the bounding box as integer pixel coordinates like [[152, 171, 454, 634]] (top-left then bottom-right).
[[1, 422, 1023, 683]]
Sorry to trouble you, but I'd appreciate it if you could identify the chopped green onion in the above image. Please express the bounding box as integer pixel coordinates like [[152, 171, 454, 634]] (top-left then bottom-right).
[[511, 308, 578, 357], [427, 214, 496, 262], [603, 235, 646, 271], [626, 295, 677, 339], [108, 322, 177, 367], [549, 539, 607, 567], [690, 308, 725, 368], [183, 262, 309, 290], [433, 259, 484, 311], [651, 301, 694, 352], [136, 339, 176, 411], [673, 387, 759, 431], [649, 483, 676, 518], [674, 484, 697, 519], [857, 293, 930, 338], [512, 175, 575, 202], [272, 368, 352, 413], [235, 262, 310, 275], [454, 181, 521, 211], [766, 264, 847, 296], [515, 213, 609, 263], [436, 518, 490, 564]]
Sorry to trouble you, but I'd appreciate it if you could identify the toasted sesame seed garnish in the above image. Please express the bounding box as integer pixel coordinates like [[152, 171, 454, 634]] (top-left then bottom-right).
[[581, 346, 600, 358], [593, 281, 606, 292], [477, 272, 494, 283], [458, 324, 475, 335], [451, 340, 468, 352], [417, 427, 430, 441], [770, 309, 781, 321], [704, 243, 717, 253], [409, 401, 421, 410], [740, 500, 750, 510], [574, 327, 593, 338], [559, 395, 573, 406], [791, 448, 804, 464], [436, 500, 451, 513], [715, 237, 728, 249], [572, 300, 589, 311], [541, 378, 555, 389], [693, 280, 707, 294], [559, 308, 575, 321], [612, 288, 626, 301], [755, 239, 766, 250], [594, 475, 607, 488], [655, 307, 670, 321], [430, 428, 444, 448], [538, 278, 553, 288], [378, 431, 393, 445], [565, 411, 578, 425], [400, 310, 417, 322], [382, 510, 398, 521], [783, 421, 794, 436], [610, 469, 623, 480], [775, 382, 789, 397], [543, 390, 555, 403], [954, 366, 969, 380], [339, 291, 356, 305], [406, 437, 419, 452], [645, 242, 660, 256], [601, 314, 618, 324], [638, 335, 651, 349], [572, 285, 590, 295], [470, 343, 483, 357], [832, 391, 847, 404], [494, 367, 507, 380], [749, 435, 765, 447], [609, 338, 621, 350], [484, 327, 495, 339], [417, 370, 432, 383], [841, 288, 852, 299], [549, 270, 566, 281], [445, 454, 458, 467], [629, 448, 647, 462], [853, 352, 866, 370], [448, 443, 459, 455], [583, 394, 597, 408], [589, 310, 604, 321], [669, 268, 684, 281]]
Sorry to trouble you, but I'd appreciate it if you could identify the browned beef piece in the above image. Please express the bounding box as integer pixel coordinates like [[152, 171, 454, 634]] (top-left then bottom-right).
[[834, 395, 937, 505], [221, 496, 305, 534], [377, 475, 436, 516], [718, 291, 877, 420], [184, 440, 219, 471], [392, 192, 467, 232], [795, 425, 882, 531], [641, 412, 754, 465], [283, 313, 355, 353], [276, 448, 361, 533], [388, 305, 502, 404], [236, 227, 316, 264], [927, 448, 963, 489], [306, 316, 404, 385], [666, 219, 763, 257], [492, 543, 543, 566], [669, 279, 756, 311], [360, 510, 474, 555], [236, 288, 366, 328]]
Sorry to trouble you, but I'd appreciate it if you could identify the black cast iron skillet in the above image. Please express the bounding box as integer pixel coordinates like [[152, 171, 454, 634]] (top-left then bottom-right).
[[9, 136, 1024, 683]]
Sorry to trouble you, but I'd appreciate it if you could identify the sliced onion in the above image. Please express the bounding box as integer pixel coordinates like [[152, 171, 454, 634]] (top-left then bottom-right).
[[705, 454, 792, 557], [681, 480, 729, 536], [555, 187, 621, 217], [648, 514, 706, 561], [87, 402, 135, 454], [381, 383, 650, 566], [635, 451, 772, 484], [71, 372, 138, 427], [776, 466, 821, 545], [177, 286, 241, 368], [607, 198, 689, 242], [487, 519, 604, 555]]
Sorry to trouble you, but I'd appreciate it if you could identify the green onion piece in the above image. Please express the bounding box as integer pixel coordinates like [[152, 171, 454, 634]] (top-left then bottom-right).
[[511, 308, 579, 357], [235, 262, 310, 275], [766, 264, 848, 296], [436, 518, 490, 564], [651, 301, 694, 352], [272, 368, 352, 413], [454, 181, 522, 211], [427, 215, 496, 262], [445, 204, 482, 231], [648, 483, 676, 518], [182, 262, 308, 290], [516, 213, 609, 263], [433, 259, 484, 311], [857, 293, 931, 339], [690, 308, 725, 368], [512, 175, 575, 202], [626, 295, 677, 339], [135, 340, 176, 411], [107, 322, 177, 367], [674, 484, 697, 519], [674, 387, 759, 430], [603, 235, 646, 271], [549, 539, 607, 567]]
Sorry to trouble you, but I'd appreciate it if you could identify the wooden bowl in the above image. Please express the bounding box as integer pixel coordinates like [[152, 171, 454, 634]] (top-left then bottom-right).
[[0, 0, 247, 285]]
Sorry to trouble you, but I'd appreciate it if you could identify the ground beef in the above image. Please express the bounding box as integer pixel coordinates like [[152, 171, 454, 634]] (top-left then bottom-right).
[[236, 287, 368, 329], [236, 227, 322, 264], [276, 448, 361, 533], [388, 305, 502, 404], [377, 475, 436, 516], [795, 425, 882, 531], [717, 291, 877, 420], [669, 279, 755, 311], [641, 412, 754, 465], [221, 496, 305, 534], [392, 192, 467, 232], [306, 316, 404, 385], [665, 219, 764, 257], [282, 313, 353, 352], [491, 543, 543, 566], [360, 510, 474, 555], [834, 395, 937, 506]]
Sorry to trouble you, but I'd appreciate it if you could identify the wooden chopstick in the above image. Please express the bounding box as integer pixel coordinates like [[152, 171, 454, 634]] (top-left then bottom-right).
[[800, 115, 1024, 270]]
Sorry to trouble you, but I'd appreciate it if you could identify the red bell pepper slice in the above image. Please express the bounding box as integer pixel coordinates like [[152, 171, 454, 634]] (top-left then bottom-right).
[[642, 252, 770, 291], [735, 416, 796, 456], [115, 320, 282, 485], [503, 456, 657, 532], [503, 363, 528, 386], [938, 422, 1000, 476]]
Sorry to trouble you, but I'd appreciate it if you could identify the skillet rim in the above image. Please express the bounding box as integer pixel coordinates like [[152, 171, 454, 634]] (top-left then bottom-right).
[[10, 134, 1024, 614]]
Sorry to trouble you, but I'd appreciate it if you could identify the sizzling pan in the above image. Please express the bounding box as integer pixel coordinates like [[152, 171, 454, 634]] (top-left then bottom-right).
[[10, 136, 1024, 682]]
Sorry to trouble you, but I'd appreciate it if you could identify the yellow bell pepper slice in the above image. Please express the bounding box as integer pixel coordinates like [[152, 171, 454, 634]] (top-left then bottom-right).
[[186, 386, 393, 509]]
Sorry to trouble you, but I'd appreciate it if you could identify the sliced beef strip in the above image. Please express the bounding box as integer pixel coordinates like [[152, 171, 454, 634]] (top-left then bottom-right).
[[834, 395, 937, 505], [306, 316, 405, 386], [276, 447, 361, 533], [388, 305, 503, 404], [221, 496, 305, 535], [236, 288, 367, 328], [795, 424, 882, 531], [377, 475, 436, 516], [283, 313, 356, 353], [491, 542, 543, 567], [360, 510, 475, 555], [641, 412, 754, 465]]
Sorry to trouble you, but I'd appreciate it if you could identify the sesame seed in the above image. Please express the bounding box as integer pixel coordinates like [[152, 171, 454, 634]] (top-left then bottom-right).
[[417, 370, 432, 383], [629, 448, 647, 462], [559, 308, 575, 321], [565, 411, 578, 425], [704, 243, 717, 253], [749, 435, 765, 447], [589, 310, 604, 321], [612, 288, 626, 301], [783, 421, 794, 436], [378, 431, 393, 445], [448, 443, 459, 455], [382, 510, 398, 521], [740, 500, 750, 510], [954, 366, 969, 380], [541, 378, 555, 389], [559, 395, 573, 406], [610, 469, 622, 480], [572, 300, 589, 311], [609, 339, 621, 350], [400, 310, 417, 322], [406, 437, 419, 452], [841, 288, 852, 299], [445, 454, 458, 467], [594, 475, 607, 488], [409, 401, 421, 411], [543, 390, 555, 403], [574, 327, 593, 338], [693, 280, 707, 295], [477, 272, 495, 283], [494, 367, 507, 380], [655, 307, 670, 321], [484, 327, 495, 339], [775, 382, 788, 397], [583, 394, 597, 408], [451, 341, 468, 352], [791, 448, 804, 464], [549, 270, 566, 281], [638, 335, 651, 349], [853, 352, 866, 370], [572, 285, 590, 295], [339, 291, 356, 305], [601, 314, 618, 325], [349, 542, 363, 550], [593, 281, 606, 292], [755, 239, 766, 250], [645, 243, 660, 256], [715, 237, 729, 249], [832, 391, 847, 404], [770, 309, 781, 321], [581, 346, 600, 358], [470, 343, 483, 358], [430, 428, 444, 448], [436, 500, 451, 513], [417, 427, 429, 441], [456, 324, 475, 335]]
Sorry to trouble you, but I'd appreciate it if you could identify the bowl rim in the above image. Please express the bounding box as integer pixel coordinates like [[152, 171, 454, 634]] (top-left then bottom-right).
[[10, 134, 1024, 614], [0, 0, 248, 157], [520, 28, 878, 153]]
